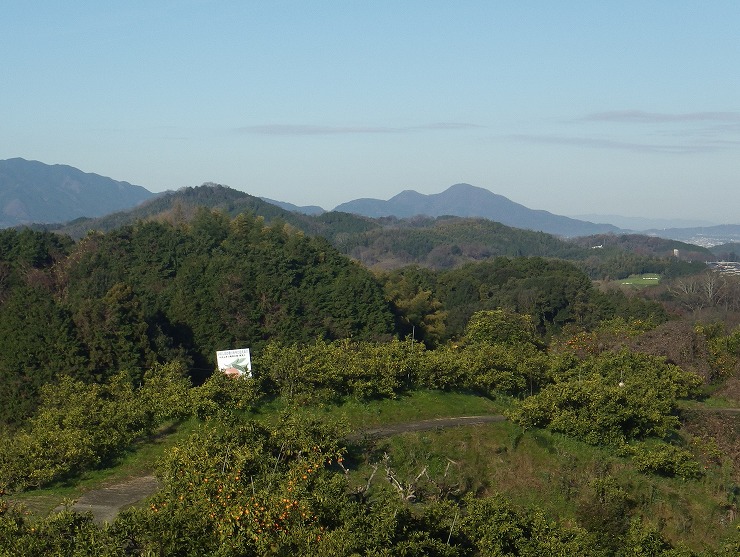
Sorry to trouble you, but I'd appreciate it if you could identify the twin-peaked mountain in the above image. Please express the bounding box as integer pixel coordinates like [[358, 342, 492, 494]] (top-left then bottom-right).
[[1, 158, 618, 237], [333, 184, 621, 237], [3, 158, 737, 248]]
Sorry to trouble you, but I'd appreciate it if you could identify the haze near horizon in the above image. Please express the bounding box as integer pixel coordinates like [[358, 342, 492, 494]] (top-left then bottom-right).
[[2, 1, 739, 223]]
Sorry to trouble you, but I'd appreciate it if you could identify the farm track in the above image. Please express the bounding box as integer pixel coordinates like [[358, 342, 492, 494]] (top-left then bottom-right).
[[60, 414, 507, 523], [50, 407, 740, 523]]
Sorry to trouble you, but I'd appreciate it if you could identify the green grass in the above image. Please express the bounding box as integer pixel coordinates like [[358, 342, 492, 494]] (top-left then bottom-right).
[[10, 389, 739, 551], [617, 273, 662, 287], [330, 389, 509, 430], [11, 418, 200, 516], [244, 389, 508, 430], [347, 421, 736, 552], [680, 393, 740, 410]]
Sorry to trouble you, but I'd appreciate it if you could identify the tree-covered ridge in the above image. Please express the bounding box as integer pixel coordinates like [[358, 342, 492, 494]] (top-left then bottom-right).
[[569, 233, 713, 259], [378, 257, 669, 345], [53, 184, 304, 238], [0, 209, 725, 426], [1, 212, 676, 418], [44, 184, 712, 279], [336, 216, 589, 269], [0, 213, 394, 423]]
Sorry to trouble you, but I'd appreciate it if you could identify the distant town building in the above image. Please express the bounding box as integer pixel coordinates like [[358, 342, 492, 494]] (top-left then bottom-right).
[[706, 262, 740, 275]]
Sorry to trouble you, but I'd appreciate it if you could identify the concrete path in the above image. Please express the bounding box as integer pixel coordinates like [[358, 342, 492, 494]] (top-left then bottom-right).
[[61, 474, 160, 524]]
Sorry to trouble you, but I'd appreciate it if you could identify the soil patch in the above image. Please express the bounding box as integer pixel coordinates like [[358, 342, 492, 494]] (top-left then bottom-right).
[[57, 475, 160, 524], [347, 414, 506, 441]]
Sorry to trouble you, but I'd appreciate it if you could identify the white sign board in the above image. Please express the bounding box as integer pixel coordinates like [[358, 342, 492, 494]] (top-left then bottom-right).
[[216, 348, 252, 378]]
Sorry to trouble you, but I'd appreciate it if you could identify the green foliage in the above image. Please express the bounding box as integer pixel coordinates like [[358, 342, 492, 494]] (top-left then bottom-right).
[[0, 285, 86, 423], [108, 412, 349, 556], [460, 493, 599, 556], [190, 370, 262, 420], [51, 211, 395, 378], [574, 475, 634, 553], [419, 342, 549, 397], [380, 266, 447, 347], [511, 350, 703, 446], [0, 228, 73, 269], [587, 291, 668, 330], [0, 363, 191, 493], [1, 206, 736, 554], [73, 283, 157, 382], [697, 323, 740, 380], [0, 502, 123, 557], [621, 441, 704, 480], [435, 257, 598, 338], [463, 309, 539, 347], [258, 338, 422, 402], [339, 216, 589, 270], [622, 517, 699, 557], [256, 334, 552, 403]]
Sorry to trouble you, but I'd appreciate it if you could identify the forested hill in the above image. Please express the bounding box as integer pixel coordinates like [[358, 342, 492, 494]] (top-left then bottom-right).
[[50, 184, 585, 266], [54, 183, 309, 238], [338, 216, 589, 269], [569, 233, 713, 260], [47, 184, 712, 278], [1, 209, 678, 424], [0, 214, 395, 423]]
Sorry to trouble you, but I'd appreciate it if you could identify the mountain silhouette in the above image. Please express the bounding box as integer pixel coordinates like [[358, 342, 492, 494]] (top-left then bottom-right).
[[0, 158, 154, 227], [334, 183, 621, 237]]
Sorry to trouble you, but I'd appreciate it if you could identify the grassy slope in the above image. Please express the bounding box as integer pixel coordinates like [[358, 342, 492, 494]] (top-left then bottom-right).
[[12, 390, 740, 552]]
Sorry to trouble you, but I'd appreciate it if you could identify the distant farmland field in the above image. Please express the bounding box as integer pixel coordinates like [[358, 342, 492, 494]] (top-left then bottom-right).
[[619, 273, 661, 287]]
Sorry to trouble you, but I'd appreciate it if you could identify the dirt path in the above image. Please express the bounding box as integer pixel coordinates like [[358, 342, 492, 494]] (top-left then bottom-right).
[[347, 414, 507, 441], [59, 475, 160, 524], [55, 414, 505, 523], [41, 407, 740, 523]]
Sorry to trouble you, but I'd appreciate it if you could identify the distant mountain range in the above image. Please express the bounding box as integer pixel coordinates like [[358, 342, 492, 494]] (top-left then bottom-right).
[[0, 158, 154, 227], [259, 197, 325, 216], [570, 214, 718, 232], [3, 158, 739, 246], [333, 184, 621, 237]]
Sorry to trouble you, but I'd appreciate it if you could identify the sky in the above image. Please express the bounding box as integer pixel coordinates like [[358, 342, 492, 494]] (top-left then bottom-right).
[[2, 1, 739, 223]]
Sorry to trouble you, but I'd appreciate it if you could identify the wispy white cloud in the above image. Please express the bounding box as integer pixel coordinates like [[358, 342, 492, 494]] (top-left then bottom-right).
[[581, 110, 740, 124], [519, 110, 740, 154], [233, 122, 481, 135], [508, 134, 716, 154]]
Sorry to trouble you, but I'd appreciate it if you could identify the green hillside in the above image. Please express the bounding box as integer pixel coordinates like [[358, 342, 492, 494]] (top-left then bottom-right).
[[2, 198, 740, 554], [48, 184, 711, 281]]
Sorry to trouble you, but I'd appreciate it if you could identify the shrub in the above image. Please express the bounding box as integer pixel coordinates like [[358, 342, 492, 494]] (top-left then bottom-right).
[[621, 441, 704, 480]]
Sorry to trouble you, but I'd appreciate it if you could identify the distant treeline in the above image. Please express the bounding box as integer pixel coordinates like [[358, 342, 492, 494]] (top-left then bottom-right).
[[0, 209, 698, 425]]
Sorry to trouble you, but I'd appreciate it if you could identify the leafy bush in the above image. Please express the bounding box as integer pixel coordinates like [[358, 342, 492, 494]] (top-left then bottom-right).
[[190, 369, 262, 420], [621, 441, 704, 480], [257, 338, 424, 402], [0, 362, 191, 493], [463, 309, 539, 347], [510, 350, 702, 446]]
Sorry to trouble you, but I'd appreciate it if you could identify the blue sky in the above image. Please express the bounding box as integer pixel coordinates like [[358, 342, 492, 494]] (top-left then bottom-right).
[[3, 1, 739, 223]]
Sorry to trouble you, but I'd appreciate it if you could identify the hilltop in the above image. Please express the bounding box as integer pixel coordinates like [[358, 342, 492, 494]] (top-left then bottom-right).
[[334, 183, 623, 237], [0, 158, 154, 227]]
